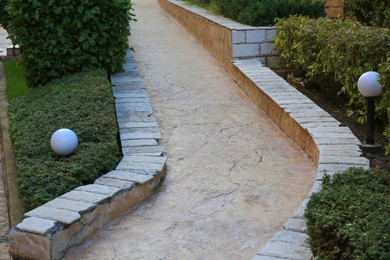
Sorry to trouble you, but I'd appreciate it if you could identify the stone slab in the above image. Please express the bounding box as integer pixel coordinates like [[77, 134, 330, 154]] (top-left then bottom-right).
[[103, 170, 154, 184], [25, 206, 80, 225], [257, 241, 312, 260], [120, 132, 162, 140], [121, 139, 159, 147], [16, 217, 59, 235], [94, 177, 136, 190], [75, 184, 122, 196], [283, 217, 306, 233], [271, 231, 309, 248], [44, 198, 96, 213], [60, 190, 109, 205]]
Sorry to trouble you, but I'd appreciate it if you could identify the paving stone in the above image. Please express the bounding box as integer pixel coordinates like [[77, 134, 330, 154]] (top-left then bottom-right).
[[120, 132, 162, 140], [313, 137, 361, 145], [60, 190, 109, 205], [119, 155, 167, 165], [122, 145, 165, 156], [306, 181, 322, 197], [293, 198, 310, 218], [104, 170, 154, 184], [75, 184, 122, 196], [319, 155, 369, 165], [120, 127, 161, 134], [253, 255, 285, 260], [94, 177, 136, 190], [283, 217, 306, 233], [119, 121, 158, 128], [318, 145, 363, 157], [44, 198, 96, 213], [121, 139, 159, 147], [257, 240, 312, 260], [25, 206, 80, 225], [16, 217, 59, 235], [271, 231, 309, 248]]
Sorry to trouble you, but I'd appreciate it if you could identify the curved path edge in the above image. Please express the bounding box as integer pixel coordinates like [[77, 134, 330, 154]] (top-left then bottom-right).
[[8, 50, 167, 260], [158, 1, 370, 259]]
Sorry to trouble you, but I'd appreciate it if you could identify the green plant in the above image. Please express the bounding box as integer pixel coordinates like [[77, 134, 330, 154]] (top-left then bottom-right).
[[3, 60, 30, 99], [5, 0, 134, 87], [305, 167, 390, 259], [8, 69, 121, 211], [186, 0, 325, 26], [0, 0, 10, 29], [344, 0, 390, 28], [275, 16, 390, 152]]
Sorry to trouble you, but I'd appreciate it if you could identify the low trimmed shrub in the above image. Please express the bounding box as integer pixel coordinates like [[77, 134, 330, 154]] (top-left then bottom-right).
[[275, 16, 390, 153], [305, 168, 390, 259], [185, 0, 325, 26], [8, 69, 121, 211], [5, 0, 134, 87]]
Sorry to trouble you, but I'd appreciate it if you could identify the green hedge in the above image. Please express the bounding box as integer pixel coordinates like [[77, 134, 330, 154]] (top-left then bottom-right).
[[5, 0, 134, 87], [0, 0, 10, 29], [186, 0, 325, 26], [8, 69, 121, 211], [344, 0, 390, 28], [275, 16, 390, 153], [305, 168, 390, 259]]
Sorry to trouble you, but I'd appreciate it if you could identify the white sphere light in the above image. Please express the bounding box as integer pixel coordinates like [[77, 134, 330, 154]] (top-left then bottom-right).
[[50, 128, 78, 156], [357, 71, 382, 97]]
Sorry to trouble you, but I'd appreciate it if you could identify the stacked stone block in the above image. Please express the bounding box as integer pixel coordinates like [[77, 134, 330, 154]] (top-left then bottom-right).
[[8, 50, 167, 260]]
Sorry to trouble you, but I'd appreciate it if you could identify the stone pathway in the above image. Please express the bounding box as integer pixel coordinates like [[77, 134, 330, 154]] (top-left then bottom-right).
[[64, 0, 316, 259]]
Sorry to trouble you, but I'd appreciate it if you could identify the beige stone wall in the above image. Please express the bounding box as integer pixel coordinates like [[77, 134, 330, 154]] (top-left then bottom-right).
[[325, 0, 344, 18]]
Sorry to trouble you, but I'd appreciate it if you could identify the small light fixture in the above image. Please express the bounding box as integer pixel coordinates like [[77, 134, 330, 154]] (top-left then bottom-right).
[[50, 128, 78, 156], [357, 71, 383, 154]]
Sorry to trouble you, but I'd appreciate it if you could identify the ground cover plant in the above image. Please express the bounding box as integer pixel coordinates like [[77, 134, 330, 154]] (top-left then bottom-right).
[[344, 0, 390, 28], [305, 167, 390, 259], [185, 0, 325, 26], [4, 0, 134, 87], [8, 69, 121, 211], [275, 16, 390, 154], [2, 61, 30, 99]]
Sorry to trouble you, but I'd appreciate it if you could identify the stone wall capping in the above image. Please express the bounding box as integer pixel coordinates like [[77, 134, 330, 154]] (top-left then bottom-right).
[[8, 52, 167, 259], [158, 1, 369, 260]]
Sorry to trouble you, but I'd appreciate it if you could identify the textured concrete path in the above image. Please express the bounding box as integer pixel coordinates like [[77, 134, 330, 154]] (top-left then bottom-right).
[[65, 0, 316, 259]]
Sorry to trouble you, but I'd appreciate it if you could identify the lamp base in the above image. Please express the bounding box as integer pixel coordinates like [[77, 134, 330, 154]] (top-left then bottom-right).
[[359, 144, 383, 154]]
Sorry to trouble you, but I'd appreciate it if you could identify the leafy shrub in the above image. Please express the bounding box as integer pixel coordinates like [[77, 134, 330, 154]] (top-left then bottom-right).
[[275, 16, 390, 152], [186, 0, 325, 26], [8, 69, 121, 211], [0, 0, 10, 29], [344, 0, 390, 28], [5, 0, 134, 87], [379, 55, 390, 154], [305, 168, 390, 259]]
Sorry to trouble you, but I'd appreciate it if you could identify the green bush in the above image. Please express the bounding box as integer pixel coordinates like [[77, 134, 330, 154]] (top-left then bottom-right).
[[275, 16, 390, 152], [0, 0, 10, 29], [186, 0, 325, 26], [344, 0, 390, 28], [305, 168, 390, 259], [8, 69, 121, 211], [5, 0, 134, 87]]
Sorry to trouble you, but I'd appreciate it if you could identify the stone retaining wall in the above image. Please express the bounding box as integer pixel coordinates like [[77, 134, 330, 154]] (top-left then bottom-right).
[[8, 51, 167, 260], [159, 1, 369, 259]]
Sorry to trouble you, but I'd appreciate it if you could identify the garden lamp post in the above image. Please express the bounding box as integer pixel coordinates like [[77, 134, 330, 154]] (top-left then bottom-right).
[[357, 71, 383, 154]]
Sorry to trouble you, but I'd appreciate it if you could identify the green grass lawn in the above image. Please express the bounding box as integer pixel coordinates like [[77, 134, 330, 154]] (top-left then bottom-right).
[[3, 61, 30, 99]]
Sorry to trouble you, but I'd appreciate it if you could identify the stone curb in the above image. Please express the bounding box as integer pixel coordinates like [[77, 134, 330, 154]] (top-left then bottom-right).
[[158, 1, 370, 259], [8, 50, 167, 260]]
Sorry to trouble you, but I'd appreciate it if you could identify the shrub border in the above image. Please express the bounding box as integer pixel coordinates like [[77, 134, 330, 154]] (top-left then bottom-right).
[[7, 51, 167, 260], [158, 1, 370, 259]]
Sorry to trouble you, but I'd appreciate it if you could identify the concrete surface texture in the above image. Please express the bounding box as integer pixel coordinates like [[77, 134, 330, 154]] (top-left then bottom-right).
[[65, 0, 316, 259]]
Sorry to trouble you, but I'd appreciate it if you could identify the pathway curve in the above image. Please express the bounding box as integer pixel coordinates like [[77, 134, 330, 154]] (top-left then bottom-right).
[[65, 0, 316, 258]]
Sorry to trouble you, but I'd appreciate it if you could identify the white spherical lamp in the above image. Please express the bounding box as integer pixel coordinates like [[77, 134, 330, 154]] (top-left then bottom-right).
[[50, 128, 78, 156], [357, 71, 382, 97]]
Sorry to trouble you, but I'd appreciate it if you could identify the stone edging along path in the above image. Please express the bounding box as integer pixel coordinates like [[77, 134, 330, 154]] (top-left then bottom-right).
[[8, 51, 167, 260], [158, 0, 370, 259]]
